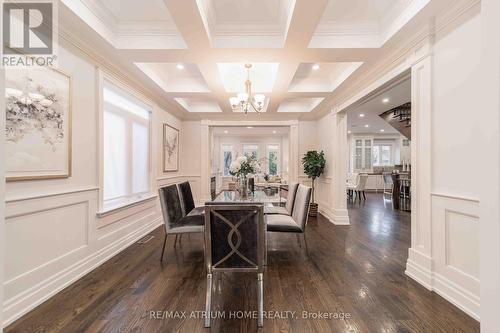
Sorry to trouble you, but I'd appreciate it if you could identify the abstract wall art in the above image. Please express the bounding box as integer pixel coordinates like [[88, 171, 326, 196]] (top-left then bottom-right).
[[5, 66, 72, 181], [163, 124, 179, 172]]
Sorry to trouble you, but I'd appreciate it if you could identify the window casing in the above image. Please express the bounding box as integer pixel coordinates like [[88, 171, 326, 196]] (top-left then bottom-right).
[[101, 79, 152, 210]]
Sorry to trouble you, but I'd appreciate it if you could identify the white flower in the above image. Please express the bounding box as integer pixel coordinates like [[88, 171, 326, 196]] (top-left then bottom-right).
[[229, 161, 241, 174], [237, 155, 247, 164]]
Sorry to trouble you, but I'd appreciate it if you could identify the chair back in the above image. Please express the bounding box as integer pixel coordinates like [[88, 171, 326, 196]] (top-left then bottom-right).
[[178, 181, 195, 215], [284, 183, 299, 214], [347, 173, 358, 185], [158, 184, 183, 232], [383, 172, 393, 186], [291, 184, 312, 231], [357, 174, 369, 190], [204, 204, 265, 274]]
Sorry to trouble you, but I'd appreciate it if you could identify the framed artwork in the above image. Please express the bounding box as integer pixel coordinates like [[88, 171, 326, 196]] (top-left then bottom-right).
[[163, 124, 179, 172], [5, 66, 72, 181]]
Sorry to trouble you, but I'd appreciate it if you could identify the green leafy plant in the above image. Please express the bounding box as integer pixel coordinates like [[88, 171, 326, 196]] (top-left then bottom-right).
[[301, 150, 326, 203]]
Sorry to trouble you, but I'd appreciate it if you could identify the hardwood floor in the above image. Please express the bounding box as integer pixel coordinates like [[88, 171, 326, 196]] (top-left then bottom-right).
[[6, 193, 479, 332]]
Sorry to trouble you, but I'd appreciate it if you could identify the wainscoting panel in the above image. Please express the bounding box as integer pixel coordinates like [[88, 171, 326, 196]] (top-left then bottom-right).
[[3, 187, 163, 327], [431, 193, 480, 320]]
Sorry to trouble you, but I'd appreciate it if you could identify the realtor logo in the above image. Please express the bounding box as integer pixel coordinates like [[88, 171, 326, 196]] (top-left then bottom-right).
[[2, 0, 58, 67]]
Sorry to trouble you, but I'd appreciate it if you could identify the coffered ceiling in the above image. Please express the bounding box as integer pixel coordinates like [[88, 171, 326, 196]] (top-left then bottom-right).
[[60, 0, 436, 120]]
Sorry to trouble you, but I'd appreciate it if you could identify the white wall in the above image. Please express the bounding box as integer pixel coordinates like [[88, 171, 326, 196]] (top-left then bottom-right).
[[1, 67, 6, 333], [2, 38, 183, 327], [479, 0, 500, 331], [312, 117, 332, 210], [427, 5, 481, 319]]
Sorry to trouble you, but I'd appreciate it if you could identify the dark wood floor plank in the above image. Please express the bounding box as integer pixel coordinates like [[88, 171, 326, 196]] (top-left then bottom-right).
[[6, 193, 479, 333]]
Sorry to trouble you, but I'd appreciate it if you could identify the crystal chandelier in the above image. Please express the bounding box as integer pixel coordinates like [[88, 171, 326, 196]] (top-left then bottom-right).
[[229, 64, 265, 114]]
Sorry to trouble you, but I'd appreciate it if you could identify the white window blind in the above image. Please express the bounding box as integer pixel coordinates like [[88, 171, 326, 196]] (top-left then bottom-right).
[[243, 144, 258, 159], [102, 80, 151, 209], [222, 144, 233, 176], [267, 144, 279, 175]]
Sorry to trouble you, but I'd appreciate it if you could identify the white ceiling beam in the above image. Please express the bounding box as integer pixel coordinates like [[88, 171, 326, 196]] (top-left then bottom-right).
[[267, 0, 329, 113], [163, 0, 231, 112]]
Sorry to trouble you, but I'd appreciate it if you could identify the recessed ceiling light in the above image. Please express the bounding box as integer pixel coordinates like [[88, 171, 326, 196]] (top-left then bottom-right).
[[176, 63, 184, 70], [380, 129, 385, 132], [359, 113, 365, 118], [272, 130, 276, 134], [347, 130, 352, 134], [224, 130, 228, 134], [312, 64, 320, 70], [382, 98, 389, 103], [247, 126, 253, 129], [364, 124, 370, 128]]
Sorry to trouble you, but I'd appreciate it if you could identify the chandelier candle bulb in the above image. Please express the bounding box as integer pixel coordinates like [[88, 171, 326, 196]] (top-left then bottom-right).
[[230, 64, 266, 114]]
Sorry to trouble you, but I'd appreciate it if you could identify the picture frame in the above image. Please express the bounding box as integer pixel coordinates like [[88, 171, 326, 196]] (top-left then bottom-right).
[[163, 124, 179, 172], [5, 66, 72, 181]]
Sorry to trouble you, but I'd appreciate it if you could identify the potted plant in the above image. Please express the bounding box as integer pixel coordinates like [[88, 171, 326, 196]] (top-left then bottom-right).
[[301, 150, 326, 217]]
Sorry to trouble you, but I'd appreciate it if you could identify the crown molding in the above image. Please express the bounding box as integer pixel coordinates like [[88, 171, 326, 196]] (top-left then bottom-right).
[[58, 22, 185, 120]]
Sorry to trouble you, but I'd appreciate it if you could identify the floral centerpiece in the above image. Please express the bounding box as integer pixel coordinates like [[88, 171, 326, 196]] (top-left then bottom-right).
[[229, 155, 260, 196]]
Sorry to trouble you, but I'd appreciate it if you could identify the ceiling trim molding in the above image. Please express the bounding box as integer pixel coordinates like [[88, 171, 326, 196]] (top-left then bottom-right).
[[328, 0, 480, 117], [65, 0, 186, 49], [201, 119, 299, 126]]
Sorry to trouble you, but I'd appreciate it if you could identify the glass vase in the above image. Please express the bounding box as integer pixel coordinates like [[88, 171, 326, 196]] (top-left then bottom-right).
[[237, 175, 248, 198]]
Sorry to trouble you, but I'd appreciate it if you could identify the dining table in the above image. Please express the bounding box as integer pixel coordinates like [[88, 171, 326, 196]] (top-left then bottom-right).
[[211, 190, 277, 207]]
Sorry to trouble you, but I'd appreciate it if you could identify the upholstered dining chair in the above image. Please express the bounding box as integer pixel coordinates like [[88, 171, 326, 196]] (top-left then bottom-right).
[[346, 173, 358, 197], [266, 184, 312, 253], [178, 181, 204, 218], [347, 174, 368, 200], [264, 182, 299, 215], [204, 204, 266, 327], [382, 172, 394, 197], [158, 184, 204, 262]]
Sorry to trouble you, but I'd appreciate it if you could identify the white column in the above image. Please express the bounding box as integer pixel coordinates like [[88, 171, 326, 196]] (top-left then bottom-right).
[[289, 123, 299, 184], [405, 55, 433, 289], [329, 111, 350, 225], [199, 122, 211, 202], [480, 0, 500, 330]]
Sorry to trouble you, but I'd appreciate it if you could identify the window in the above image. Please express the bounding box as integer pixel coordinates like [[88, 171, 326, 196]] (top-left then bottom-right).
[[243, 144, 258, 159], [372, 142, 393, 166], [102, 79, 151, 210], [222, 144, 233, 176], [267, 144, 279, 175]]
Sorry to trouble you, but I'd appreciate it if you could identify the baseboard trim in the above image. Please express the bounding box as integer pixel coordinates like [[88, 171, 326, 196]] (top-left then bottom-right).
[[2, 218, 162, 328], [406, 251, 480, 321], [317, 204, 350, 225], [332, 208, 350, 225], [405, 259, 433, 290], [433, 273, 480, 321]]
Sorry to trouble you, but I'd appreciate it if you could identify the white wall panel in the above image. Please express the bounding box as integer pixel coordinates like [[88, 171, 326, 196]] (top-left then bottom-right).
[[431, 194, 480, 320]]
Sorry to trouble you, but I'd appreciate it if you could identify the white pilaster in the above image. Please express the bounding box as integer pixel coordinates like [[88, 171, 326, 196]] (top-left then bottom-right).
[[200, 122, 211, 202], [329, 111, 350, 225], [289, 124, 299, 184], [405, 54, 433, 289], [320, 110, 349, 225]]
